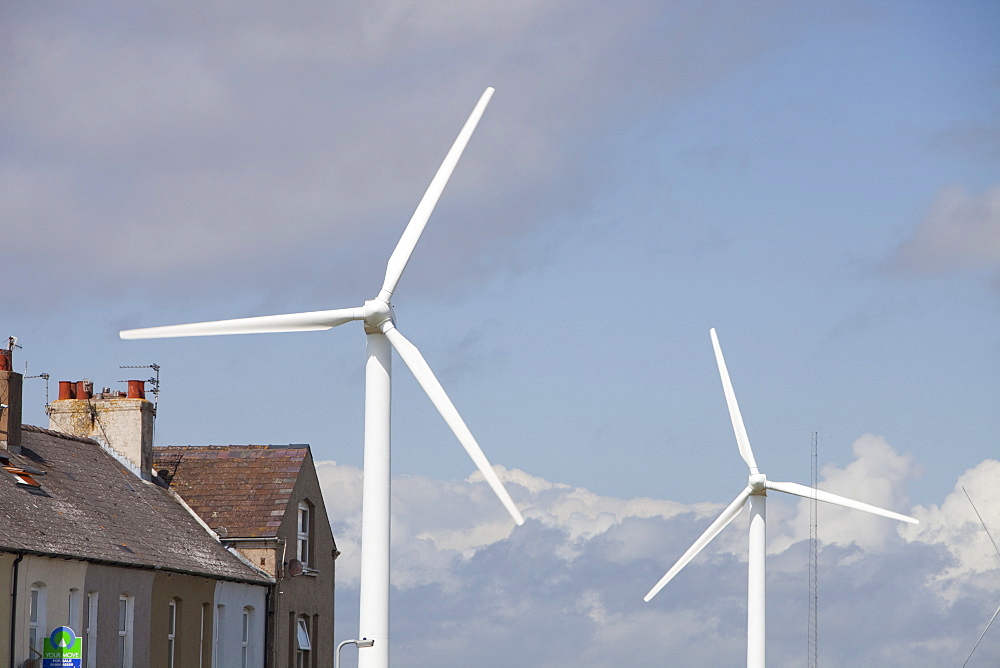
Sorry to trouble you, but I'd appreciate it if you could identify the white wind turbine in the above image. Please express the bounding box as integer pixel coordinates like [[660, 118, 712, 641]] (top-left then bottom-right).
[[120, 88, 524, 668], [644, 328, 918, 668]]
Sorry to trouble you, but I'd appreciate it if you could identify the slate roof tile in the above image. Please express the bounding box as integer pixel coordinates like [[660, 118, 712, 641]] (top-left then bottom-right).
[[153, 445, 309, 538], [0, 426, 269, 584]]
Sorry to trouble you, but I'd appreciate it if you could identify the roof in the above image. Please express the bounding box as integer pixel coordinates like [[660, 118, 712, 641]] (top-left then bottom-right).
[[0, 425, 269, 584], [154, 445, 310, 539]]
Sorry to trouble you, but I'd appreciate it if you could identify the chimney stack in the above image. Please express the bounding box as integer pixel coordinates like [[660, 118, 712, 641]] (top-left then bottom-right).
[[0, 348, 23, 453], [48, 378, 156, 479]]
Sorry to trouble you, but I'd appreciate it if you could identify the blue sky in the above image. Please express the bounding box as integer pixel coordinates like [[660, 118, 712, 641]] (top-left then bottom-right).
[[2, 1, 999, 665]]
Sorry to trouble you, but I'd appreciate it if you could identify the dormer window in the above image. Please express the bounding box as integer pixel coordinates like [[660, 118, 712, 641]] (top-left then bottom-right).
[[297, 502, 311, 566]]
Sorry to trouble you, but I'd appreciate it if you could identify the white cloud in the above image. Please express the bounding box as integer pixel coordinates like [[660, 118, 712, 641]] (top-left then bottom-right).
[[904, 459, 1000, 603], [776, 433, 920, 553], [317, 436, 1000, 666]]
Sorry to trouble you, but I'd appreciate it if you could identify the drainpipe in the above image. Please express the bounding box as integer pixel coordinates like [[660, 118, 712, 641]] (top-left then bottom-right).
[[10, 552, 24, 668], [263, 585, 272, 668]]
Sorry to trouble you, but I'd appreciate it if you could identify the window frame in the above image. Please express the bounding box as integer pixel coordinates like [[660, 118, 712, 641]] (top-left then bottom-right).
[[28, 582, 46, 659], [297, 501, 312, 566], [241, 606, 253, 668], [85, 591, 99, 668], [118, 594, 134, 668], [68, 588, 81, 631], [167, 599, 177, 668], [295, 615, 311, 667]]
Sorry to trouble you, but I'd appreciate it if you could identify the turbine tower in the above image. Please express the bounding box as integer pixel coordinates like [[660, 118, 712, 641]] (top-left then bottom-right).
[[120, 88, 524, 668], [644, 328, 917, 668]]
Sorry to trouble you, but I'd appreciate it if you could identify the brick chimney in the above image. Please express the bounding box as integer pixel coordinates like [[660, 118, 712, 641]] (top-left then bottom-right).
[[48, 379, 155, 479], [0, 348, 23, 453]]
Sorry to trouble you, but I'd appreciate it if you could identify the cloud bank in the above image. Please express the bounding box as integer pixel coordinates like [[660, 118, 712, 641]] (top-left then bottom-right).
[[0, 0, 801, 311], [318, 436, 1000, 666]]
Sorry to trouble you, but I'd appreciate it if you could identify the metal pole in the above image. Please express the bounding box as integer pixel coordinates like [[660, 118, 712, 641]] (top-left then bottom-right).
[[335, 639, 352, 668]]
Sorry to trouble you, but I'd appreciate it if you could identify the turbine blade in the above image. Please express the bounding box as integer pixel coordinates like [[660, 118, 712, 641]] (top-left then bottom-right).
[[963, 486, 1000, 557], [644, 486, 752, 602], [965, 601, 1000, 667], [120, 308, 364, 340], [710, 329, 758, 473], [381, 323, 524, 526], [766, 480, 918, 524], [379, 87, 494, 301]]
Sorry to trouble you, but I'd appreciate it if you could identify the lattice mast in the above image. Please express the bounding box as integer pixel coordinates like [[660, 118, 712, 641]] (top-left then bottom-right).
[[808, 431, 819, 668]]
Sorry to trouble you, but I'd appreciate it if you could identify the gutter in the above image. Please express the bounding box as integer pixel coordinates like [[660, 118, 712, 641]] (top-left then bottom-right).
[[0, 547, 269, 587]]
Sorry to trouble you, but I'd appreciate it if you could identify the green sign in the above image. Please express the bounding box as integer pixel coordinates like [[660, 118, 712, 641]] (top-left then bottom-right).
[[43, 626, 82, 668]]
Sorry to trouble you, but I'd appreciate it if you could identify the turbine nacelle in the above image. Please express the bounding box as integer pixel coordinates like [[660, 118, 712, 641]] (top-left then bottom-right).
[[748, 472, 767, 494], [363, 298, 395, 332]]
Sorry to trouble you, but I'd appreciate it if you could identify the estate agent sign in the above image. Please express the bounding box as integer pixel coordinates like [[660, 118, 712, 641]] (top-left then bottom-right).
[[42, 626, 82, 668]]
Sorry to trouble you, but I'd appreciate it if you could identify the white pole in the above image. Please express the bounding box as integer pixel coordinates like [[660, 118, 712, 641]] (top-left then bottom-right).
[[359, 330, 391, 668], [747, 493, 766, 668]]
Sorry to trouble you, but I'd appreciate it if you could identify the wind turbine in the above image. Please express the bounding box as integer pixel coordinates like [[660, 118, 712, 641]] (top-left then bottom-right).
[[644, 328, 917, 668], [120, 87, 524, 668], [963, 486, 1000, 667]]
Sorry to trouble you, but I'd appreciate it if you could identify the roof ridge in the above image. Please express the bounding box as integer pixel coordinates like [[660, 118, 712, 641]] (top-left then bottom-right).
[[23, 423, 99, 444]]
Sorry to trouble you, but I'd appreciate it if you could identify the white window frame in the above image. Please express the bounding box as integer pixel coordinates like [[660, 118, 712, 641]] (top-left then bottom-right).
[[118, 594, 134, 668], [86, 591, 99, 668], [68, 588, 81, 631], [297, 502, 311, 566], [167, 599, 177, 668], [29, 583, 47, 659], [241, 607, 253, 668], [199, 603, 207, 668], [214, 604, 225, 666]]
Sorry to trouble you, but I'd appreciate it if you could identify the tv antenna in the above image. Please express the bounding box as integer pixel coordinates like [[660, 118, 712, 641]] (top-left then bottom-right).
[[25, 371, 51, 407], [119, 364, 161, 409]]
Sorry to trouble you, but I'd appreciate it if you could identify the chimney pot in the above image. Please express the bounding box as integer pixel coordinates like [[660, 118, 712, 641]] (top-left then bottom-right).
[[59, 381, 76, 400], [0, 351, 10, 371], [76, 380, 92, 400], [126, 380, 145, 400]]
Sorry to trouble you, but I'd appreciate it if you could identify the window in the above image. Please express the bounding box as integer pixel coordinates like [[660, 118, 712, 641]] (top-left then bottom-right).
[[241, 607, 253, 668], [167, 599, 177, 668], [295, 616, 311, 668], [29, 583, 47, 659], [85, 592, 99, 668], [199, 603, 208, 668], [214, 604, 225, 665], [68, 588, 81, 631], [297, 501, 312, 566], [118, 594, 134, 668]]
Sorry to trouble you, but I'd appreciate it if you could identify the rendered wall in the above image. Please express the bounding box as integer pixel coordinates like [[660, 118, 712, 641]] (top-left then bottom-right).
[[213, 579, 267, 668], [150, 570, 217, 668], [82, 563, 154, 668], [0, 552, 15, 665], [12, 555, 87, 667]]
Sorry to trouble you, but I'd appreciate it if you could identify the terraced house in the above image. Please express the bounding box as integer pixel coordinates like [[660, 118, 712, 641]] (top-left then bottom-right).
[[0, 348, 337, 668]]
